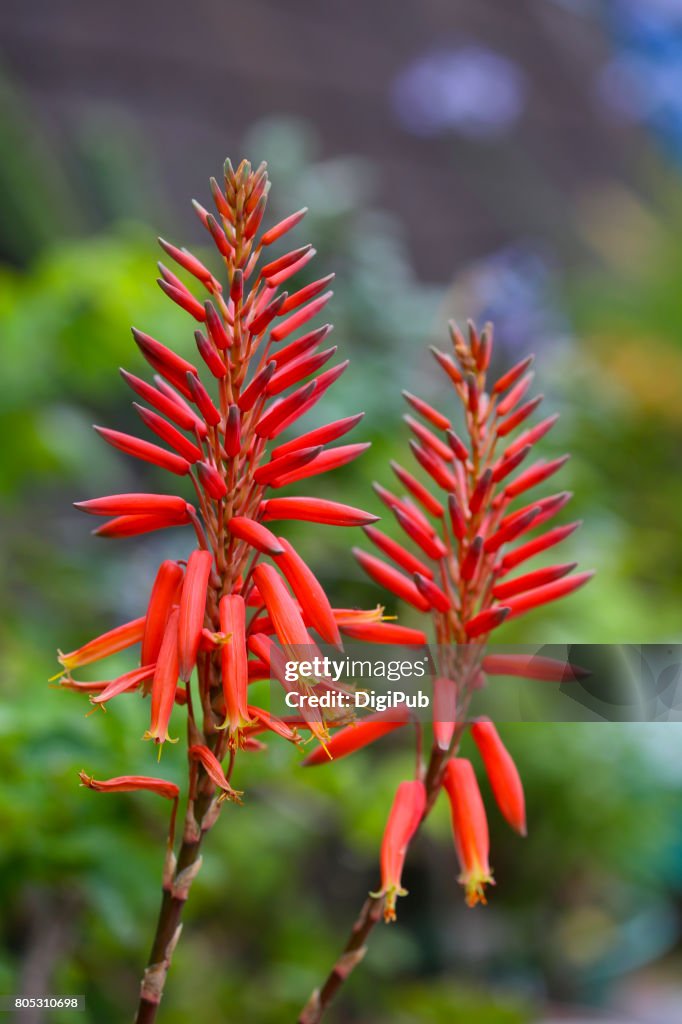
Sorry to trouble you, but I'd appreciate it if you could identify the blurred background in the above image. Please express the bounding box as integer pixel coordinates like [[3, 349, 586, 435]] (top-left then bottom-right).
[[1, 1, 682, 1021]]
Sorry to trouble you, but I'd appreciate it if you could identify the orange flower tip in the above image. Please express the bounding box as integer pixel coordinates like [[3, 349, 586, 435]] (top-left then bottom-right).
[[370, 885, 407, 923], [463, 873, 495, 908]]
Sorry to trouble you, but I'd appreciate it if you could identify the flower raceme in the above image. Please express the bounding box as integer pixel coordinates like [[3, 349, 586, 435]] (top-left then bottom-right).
[[57, 159, 379, 762], [53, 159, 390, 1022], [306, 320, 592, 919]]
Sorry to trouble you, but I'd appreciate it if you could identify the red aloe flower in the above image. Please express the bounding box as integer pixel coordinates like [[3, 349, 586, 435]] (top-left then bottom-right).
[[470, 719, 526, 836], [55, 159, 386, 1022], [443, 758, 494, 907], [372, 779, 426, 921], [346, 320, 592, 913]]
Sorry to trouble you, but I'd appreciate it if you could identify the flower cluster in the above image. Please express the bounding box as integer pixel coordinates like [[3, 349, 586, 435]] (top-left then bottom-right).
[[306, 321, 592, 915], [53, 159, 392, 1021], [56, 159, 383, 765]]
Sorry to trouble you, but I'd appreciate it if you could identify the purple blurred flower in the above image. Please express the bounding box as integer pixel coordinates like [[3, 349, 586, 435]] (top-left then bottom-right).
[[391, 46, 527, 139]]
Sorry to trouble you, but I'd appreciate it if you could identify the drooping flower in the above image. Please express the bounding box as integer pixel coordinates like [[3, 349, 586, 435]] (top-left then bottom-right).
[[443, 758, 494, 907], [470, 720, 526, 835], [372, 780, 426, 921]]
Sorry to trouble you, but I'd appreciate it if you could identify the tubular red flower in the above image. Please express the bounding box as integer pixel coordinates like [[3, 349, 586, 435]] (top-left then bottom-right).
[[266, 347, 337, 395], [204, 299, 231, 349], [492, 354, 534, 394], [483, 507, 541, 555], [443, 758, 493, 907], [89, 665, 156, 705], [433, 676, 458, 750], [188, 745, 242, 803], [261, 243, 313, 282], [338, 620, 428, 644], [302, 706, 411, 766], [158, 237, 214, 286], [270, 291, 333, 342], [145, 607, 180, 745], [496, 372, 534, 417], [255, 380, 316, 437], [248, 292, 287, 335], [446, 429, 469, 462], [57, 616, 146, 674], [468, 469, 493, 515], [194, 330, 227, 378], [464, 606, 510, 639], [373, 780, 426, 921], [120, 369, 206, 435], [134, 404, 203, 462], [186, 372, 221, 426], [271, 412, 364, 461], [131, 327, 199, 396], [353, 548, 430, 612], [79, 773, 179, 801], [260, 207, 307, 246], [491, 444, 532, 485], [492, 563, 577, 600], [267, 247, 316, 287], [402, 391, 451, 431], [237, 361, 277, 411], [429, 345, 463, 385], [268, 443, 370, 488], [270, 324, 333, 367], [409, 441, 459, 492], [252, 563, 313, 649], [178, 550, 214, 682], [224, 404, 241, 456], [157, 277, 207, 321], [93, 512, 191, 538], [261, 497, 378, 527], [197, 462, 228, 500], [504, 455, 570, 499], [274, 538, 342, 646], [280, 274, 335, 314], [390, 462, 444, 518], [245, 705, 300, 744], [141, 560, 185, 671], [272, 361, 350, 437], [470, 720, 526, 836], [75, 493, 190, 518], [413, 573, 451, 612], [447, 493, 466, 541], [404, 415, 454, 462], [496, 394, 543, 437], [504, 412, 559, 459], [504, 570, 594, 618], [227, 517, 284, 555], [500, 521, 582, 573], [393, 507, 447, 560], [93, 426, 190, 476], [362, 525, 434, 579], [482, 653, 590, 682], [218, 594, 251, 737], [460, 537, 483, 583], [253, 446, 322, 485]]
